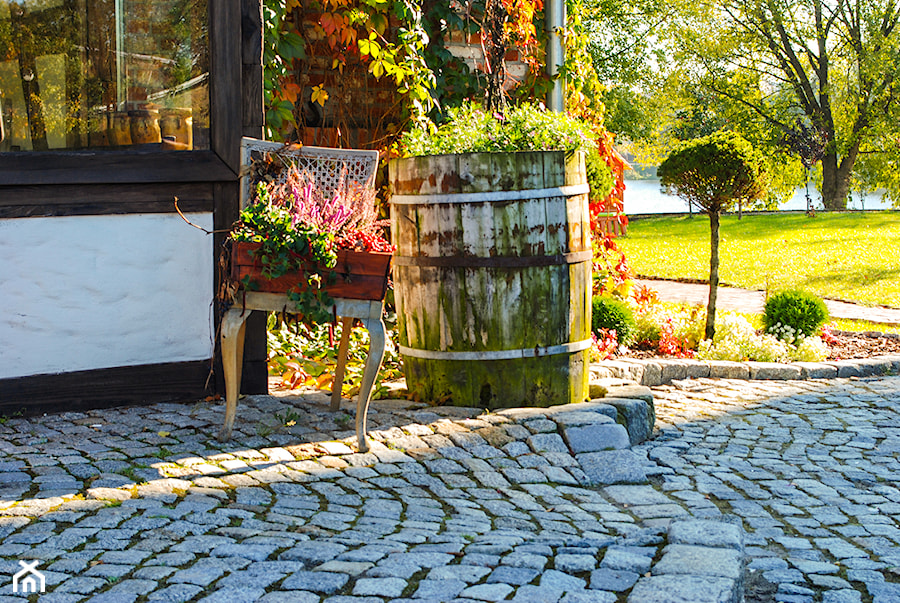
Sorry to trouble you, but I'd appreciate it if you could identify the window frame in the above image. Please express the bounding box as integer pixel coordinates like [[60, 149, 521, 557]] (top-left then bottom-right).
[[0, 2, 240, 188]]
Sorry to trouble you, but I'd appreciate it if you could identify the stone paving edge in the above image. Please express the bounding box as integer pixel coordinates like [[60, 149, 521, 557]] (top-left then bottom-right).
[[593, 355, 900, 387]]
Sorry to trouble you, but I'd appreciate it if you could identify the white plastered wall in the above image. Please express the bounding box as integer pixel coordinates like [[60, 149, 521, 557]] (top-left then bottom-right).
[[0, 213, 214, 379]]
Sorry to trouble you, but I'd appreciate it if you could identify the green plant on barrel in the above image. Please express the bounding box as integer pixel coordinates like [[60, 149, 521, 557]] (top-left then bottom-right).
[[763, 289, 829, 338], [401, 102, 613, 197], [591, 296, 635, 345]]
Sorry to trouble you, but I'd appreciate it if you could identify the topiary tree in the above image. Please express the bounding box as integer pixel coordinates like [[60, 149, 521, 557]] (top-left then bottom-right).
[[658, 131, 767, 340], [763, 290, 829, 338]]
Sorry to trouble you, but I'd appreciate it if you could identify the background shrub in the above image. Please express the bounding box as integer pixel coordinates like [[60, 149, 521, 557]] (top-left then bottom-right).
[[585, 146, 616, 201], [633, 313, 662, 346], [764, 290, 829, 337], [592, 296, 635, 344]]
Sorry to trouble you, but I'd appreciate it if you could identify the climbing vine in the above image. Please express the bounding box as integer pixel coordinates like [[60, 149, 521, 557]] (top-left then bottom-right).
[[263, 0, 621, 168], [263, 0, 435, 145], [263, 0, 307, 138]]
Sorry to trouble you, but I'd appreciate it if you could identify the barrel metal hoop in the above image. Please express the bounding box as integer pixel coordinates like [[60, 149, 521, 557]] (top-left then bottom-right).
[[393, 250, 592, 268], [390, 183, 590, 205], [399, 338, 593, 361]]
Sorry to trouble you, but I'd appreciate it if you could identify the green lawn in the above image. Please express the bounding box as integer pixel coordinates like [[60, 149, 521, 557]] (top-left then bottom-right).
[[618, 212, 900, 308]]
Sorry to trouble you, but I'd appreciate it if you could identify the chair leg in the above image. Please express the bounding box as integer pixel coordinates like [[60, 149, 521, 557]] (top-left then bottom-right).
[[356, 313, 386, 453], [218, 308, 249, 442], [331, 316, 354, 412]]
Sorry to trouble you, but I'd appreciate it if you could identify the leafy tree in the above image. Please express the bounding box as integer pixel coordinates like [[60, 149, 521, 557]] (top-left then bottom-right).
[[625, 75, 799, 209], [674, 0, 900, 209], [581, 0, 677, 142], [658, 131, 767, 339]]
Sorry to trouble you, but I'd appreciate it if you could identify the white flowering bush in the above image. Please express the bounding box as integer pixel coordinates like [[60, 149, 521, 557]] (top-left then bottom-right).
[[792, 336, 829, 362], [768, 321, 829, 361], [697, 315, 827, 362], [767, 322, 802, 345]]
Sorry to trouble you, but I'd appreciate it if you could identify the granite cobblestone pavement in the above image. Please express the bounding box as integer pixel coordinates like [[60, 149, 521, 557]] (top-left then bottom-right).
[[645, 374, 900, 603], [0, 375, 898, 602]]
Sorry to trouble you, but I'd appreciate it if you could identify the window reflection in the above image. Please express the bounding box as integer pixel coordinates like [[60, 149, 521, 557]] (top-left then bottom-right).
[[0, 0, 208, 152]]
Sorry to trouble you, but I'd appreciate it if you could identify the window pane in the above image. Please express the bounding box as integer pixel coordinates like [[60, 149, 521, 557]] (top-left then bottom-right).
[[0, 0, 208, 152]]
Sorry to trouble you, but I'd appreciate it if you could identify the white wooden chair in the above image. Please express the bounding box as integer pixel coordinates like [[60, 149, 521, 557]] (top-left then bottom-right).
[[219, 137, 385, 452], [239, 137, 379, 206]]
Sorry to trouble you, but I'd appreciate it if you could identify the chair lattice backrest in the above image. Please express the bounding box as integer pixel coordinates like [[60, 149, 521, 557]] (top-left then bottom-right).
[[240, 137, 380, 208]]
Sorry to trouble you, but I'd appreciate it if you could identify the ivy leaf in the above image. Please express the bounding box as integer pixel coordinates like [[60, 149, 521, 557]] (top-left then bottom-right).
[[311, 84, 329, 106], [281, 83, 302, 103], [266, 109, 283, 129], [320, 12, 337, 35], [369, 12, 388, 34], [284, 31, 307, 59], [359, 38, 381, 58], [340, 26, 357, 46]]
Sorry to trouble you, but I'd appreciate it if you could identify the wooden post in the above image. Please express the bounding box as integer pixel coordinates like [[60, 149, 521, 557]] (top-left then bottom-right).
[[236, 0, 269, 394], [212, 0, 268, 395]]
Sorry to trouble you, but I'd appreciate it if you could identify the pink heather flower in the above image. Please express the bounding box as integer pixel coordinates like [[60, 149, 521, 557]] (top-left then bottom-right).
[[259, 166, 389, 245]]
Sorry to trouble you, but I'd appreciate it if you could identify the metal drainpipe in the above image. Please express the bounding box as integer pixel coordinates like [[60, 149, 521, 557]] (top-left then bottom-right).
[[545, 0, 565, 112]]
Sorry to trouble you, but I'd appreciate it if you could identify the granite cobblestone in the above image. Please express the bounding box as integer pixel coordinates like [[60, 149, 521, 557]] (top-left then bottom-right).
[[0, 372, 898, 601]]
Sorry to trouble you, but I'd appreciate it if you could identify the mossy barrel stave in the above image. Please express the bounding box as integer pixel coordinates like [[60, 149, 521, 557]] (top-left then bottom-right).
[[388, 150, 591, 409]]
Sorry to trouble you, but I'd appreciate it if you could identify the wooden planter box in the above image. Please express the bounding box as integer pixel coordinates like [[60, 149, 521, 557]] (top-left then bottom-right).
[[231, 241, 392, 301]]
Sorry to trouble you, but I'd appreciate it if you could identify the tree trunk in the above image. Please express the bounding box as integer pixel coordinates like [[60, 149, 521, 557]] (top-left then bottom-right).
[[10, 5, 48, 151], [705, 211, 720, 340], [482, 0, 509, 113], [820, 152, 850, 210]]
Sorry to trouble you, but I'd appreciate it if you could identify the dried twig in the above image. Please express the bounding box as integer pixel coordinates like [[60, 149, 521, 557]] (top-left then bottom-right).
[[174, 197, 230, 235]]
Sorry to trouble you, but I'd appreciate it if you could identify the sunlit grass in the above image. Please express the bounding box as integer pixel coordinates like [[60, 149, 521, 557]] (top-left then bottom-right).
[[829, 318, 900, 334], [619, 212, 900, 307]]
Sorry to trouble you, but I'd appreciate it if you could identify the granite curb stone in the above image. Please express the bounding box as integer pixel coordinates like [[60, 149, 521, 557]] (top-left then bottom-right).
[[748, 362, 802, 380], [564, 424, 631, 453], [601, 398, 655, 445], [627, 575, 742, 603], [577, 451, 649, 485], [593, 355, 900, 386]]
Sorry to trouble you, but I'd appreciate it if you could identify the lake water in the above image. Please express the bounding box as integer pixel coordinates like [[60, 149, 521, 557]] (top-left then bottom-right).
[[624, 179, 894, 214]]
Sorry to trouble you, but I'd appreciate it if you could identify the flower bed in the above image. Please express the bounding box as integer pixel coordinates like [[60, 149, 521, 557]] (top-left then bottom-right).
[[591, 285, 900, 363]]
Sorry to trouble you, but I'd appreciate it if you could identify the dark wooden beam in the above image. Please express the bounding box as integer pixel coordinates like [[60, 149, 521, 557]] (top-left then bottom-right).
[[242, 0, 265, 136], [0, 361, 212, 417], [210, 1, 242, 173], [0, 183, 214, 218], [0, 150, 235, 186], [217, 0, 267, 396]]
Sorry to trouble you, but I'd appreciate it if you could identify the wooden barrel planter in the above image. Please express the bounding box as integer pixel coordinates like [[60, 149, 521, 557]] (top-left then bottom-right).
[[388, 150, 591, 409]]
